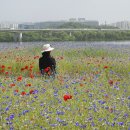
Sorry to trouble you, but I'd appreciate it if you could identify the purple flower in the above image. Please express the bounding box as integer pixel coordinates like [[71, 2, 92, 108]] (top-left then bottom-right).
[[6, 121, 13, 125], [56, 111, 64, 115], [40, 103, 44, 106], [34, 96, 38, 98], [33, 90, 38, 94], [65, 85, 69, 88], [105, 106, 109, 109], [111, 123, 115, 126], [50, 124, 58, 127], [10, 127, 14, 130], [88, 117, 93, 121], [80, 124, 87, 128], [123, 113, 128, 118], [91, 122, 95, 127], [9, 114, 14, 120], [117, 122, 124, 126], [5, 106, 9, 111], [75, 122, 79, 126], [98, 118, 103, 122], [22, 110, 29, 115], [89, 94, 93, 97], [98, 100, 106, 105], [56, 118, 64, 123]]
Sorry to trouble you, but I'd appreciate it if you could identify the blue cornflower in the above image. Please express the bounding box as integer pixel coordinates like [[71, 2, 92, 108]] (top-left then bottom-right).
[[33, 90, 38, 94], [89, 93, 93, 97], [65, 85, 69, 88], [88, 117, 93, 121], [118, 122, 124, 126], [80, 124, 87, 128], [6, 121, 13, 125], [50, 124, 58, 127], [111, 123, 115, 127], [22, 110, 29, 115], [10, 127, 14, 130], [75, 122, 79, 126], [56, 111, 64, 115], [91, 122, 95, 127], [56, 118, 64, 123], [9, 114, 14, 120], [34, 96, 38, 98], [105, 106, 109, 109], [98, 100, 106, 105], [62, 122, 68, 126], [40, 103, 44, 106], [6, 118, 9, 121], [98, 118, 103, 122], [54, 92, 58, 96], [5, 106, 9, 111], [123, 113, 128, 118]]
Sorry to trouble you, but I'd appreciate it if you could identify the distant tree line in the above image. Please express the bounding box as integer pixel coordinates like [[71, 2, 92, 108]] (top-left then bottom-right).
[[0, 30, 130, 42], [57, 22, 117, 29]]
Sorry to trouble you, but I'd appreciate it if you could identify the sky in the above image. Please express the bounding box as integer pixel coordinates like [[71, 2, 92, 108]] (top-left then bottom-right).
[[0, 0, 130, 24]]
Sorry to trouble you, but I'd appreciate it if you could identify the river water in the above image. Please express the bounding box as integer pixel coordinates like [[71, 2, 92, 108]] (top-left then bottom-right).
[[0, 41, 130, 51]]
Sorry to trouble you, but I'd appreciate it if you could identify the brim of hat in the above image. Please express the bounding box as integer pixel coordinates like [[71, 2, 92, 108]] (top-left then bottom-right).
[[41, 47, 54, 53]]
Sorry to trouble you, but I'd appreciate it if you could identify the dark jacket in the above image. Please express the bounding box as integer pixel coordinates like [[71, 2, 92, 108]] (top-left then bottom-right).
[[39, 53, 56, 76]]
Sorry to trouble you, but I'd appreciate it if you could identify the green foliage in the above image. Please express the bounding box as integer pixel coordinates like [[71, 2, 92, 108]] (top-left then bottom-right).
[[0, 32, 14, 42], [1, 30, 130, 42]]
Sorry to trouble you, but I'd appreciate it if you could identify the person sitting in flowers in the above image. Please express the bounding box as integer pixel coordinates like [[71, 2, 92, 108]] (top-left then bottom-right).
[[39, 44, 56, 77]]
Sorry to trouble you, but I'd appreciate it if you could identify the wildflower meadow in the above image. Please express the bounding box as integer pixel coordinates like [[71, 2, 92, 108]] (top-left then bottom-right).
[[0, 42, 130, 130]]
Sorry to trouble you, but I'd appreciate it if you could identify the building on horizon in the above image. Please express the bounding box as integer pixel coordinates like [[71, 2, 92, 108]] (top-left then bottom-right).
[[0, 22, 18, 29], [78, 18, 86, 22], [110, 21, 130, 30], [18, 22, 35, 29]]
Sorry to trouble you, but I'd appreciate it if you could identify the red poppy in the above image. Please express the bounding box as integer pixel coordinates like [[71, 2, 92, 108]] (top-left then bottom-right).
[[29, 89, 34, 94], [44, 67, 50, 73], [108, 80, 113, 86], [10, 83, 15, 87], [63, 94, 72, 101], [29, 73, 34, 79], [7, 66, 12, 69], [80, 83, 84, 87], [25, 83, 31, 87], [21, 91, 26, 96], [60, 56, 64, 60], [1, 69, 5, 73], [17, 76, 22, 81], [15, 89, 19, 93], [30, 65, 33, 69], [24, 66, 28, 70], [1, 65, 5, 68], [5, 72, 9, 75], [21, 68, 25, 71], [104, 66, 108, 69], [34, 56, 40, 59]]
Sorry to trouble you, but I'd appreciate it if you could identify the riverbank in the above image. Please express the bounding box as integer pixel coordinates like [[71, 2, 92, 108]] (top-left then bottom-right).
[[1, 30, 130, 42]]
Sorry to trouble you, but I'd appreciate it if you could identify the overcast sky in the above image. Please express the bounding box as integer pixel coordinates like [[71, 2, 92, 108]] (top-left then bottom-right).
[[0, 0, 129, 24]]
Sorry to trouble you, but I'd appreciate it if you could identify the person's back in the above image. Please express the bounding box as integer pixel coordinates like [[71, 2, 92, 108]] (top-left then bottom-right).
[[39, 44, 56, 77]]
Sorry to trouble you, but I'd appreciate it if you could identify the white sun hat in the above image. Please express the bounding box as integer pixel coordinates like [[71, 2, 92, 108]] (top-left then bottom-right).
[[41, 44, 54, 53]]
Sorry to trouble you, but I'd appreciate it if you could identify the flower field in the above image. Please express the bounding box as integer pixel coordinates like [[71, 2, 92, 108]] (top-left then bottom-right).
[[0, 42, 130, 130]]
